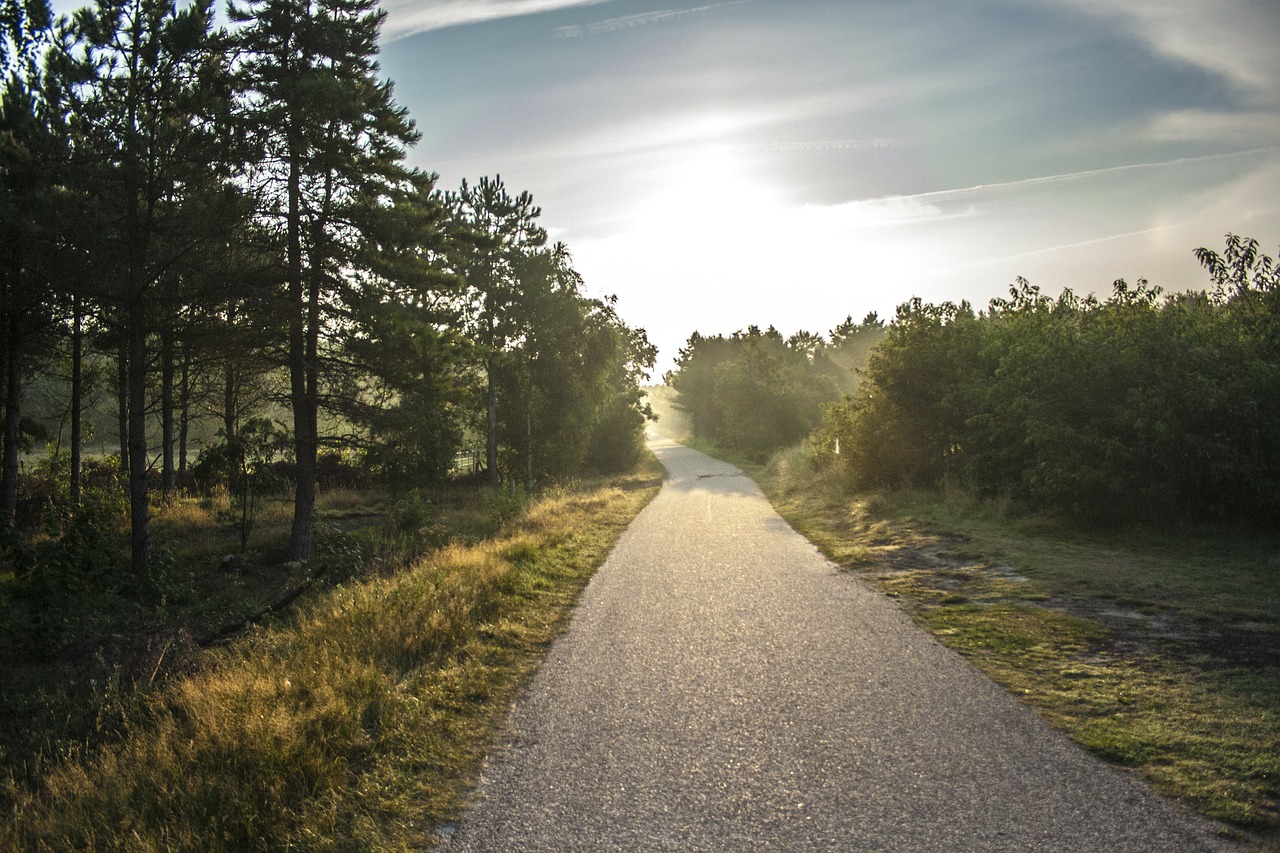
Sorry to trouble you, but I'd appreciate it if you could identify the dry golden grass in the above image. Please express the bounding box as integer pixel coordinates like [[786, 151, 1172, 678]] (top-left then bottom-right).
[[3, 471, 661, 851]]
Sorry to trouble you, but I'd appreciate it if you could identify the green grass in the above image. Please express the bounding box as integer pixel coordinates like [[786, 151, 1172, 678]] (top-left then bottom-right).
[[2, 461, 664, 851], [752, 444, 1280, 847]]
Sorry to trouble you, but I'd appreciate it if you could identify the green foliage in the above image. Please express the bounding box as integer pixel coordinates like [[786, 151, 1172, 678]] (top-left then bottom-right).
[[485, 482, 527, 527], [443, 183, 656, 484], [5, 484, 130, 653], [584, 390, 650, 473], [0, 0, 50, 78], [667, 321, 879, 459], [819, 237, 1280, 524], [308, 522, 367, 586], [386, 487, 449, 555]]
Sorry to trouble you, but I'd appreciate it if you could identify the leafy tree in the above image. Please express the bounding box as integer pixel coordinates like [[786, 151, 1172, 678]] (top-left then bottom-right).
[[711, 326, 837, 459], [819, 239, 1280, 524], [826, 311, 886, 392], [666, 332, 737, 440], [668, 325, 839, 459], [341, 170, 466, 483], [491, 244, 654, 481]]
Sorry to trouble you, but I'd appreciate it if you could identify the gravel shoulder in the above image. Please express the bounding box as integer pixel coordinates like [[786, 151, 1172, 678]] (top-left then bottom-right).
[[441, 436, 1231, 851]]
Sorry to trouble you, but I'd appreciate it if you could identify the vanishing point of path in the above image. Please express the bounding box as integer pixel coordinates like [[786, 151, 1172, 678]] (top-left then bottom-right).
[[442, 436, 1227, 852]]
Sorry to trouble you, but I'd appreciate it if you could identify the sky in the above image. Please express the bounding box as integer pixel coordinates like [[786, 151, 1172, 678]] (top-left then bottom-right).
[[366, 0, 1280, 376], [54, 0, 1280, 376]]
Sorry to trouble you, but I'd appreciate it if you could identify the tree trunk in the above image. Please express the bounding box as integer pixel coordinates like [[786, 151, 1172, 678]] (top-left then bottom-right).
[[486, 357, 499, 488], [177, 342, 190, 480], [287, 151, 315, 562], [127, 302, 152, 598], [117, 337, 129, 478], [160, 325, 175, 502], [70, 296, 83, 510], [485, 299, 499, 489], [0, 323, 21, 523], [223, 348, 238, 486]]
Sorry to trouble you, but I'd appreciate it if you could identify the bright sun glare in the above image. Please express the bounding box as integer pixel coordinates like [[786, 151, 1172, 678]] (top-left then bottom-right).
[[624, 143, 954, 311]]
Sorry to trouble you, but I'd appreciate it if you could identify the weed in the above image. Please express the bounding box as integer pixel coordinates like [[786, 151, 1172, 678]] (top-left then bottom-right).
[[485, 482, 527, 528]]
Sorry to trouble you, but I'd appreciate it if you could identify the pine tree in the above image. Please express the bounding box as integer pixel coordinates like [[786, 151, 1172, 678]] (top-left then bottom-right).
[[231, 0, 419, 560], [52, 0, 234, 593], [444, 175, 546, 487]]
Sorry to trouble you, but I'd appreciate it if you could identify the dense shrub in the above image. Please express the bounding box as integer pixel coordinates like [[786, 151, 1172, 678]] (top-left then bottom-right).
[[816, 236, 1280, 525], [584, 392, 650, 473], [667, 320, 882, 460]]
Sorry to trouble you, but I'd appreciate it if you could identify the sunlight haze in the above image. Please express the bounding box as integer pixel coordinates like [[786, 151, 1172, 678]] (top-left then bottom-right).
[[50, 0, 1279, 374]]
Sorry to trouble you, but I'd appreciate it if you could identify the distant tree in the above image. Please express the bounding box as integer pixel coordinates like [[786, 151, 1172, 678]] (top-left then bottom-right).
[[712, 326, 837, 458], [444, 175, 546, 487], [786, 330, 825, 360], [825, 311, 886, 392], [491, 244, 654, 481], [186, 232, 284, 493], [668, 324, 838, 459], [666, 331, 736, 440]]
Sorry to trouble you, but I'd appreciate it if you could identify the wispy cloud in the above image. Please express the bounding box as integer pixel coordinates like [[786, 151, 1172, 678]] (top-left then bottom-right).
[[728, 138, 909, 154], [1045, 0, 1280, 96], [380, 0, 616, 40], [885, 147, 1280, 205], [554, 0, 749, 37]]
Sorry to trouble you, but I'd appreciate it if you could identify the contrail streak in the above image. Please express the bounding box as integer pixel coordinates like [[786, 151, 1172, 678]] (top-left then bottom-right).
[[894, 146, 1279, 205]]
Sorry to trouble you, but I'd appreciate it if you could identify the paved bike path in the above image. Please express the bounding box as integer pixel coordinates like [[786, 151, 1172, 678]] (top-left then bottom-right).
[[442, 436, 1225, 851]]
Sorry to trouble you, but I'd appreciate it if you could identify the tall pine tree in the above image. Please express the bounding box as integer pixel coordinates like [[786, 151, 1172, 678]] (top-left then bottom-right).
[[53, 0, 233, 592], [231, 0, 418, 561]]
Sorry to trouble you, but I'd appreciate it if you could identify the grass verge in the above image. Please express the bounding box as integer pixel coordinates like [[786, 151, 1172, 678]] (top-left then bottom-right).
[[2, 462, 663, 851], [752, 444, 1280, 849]]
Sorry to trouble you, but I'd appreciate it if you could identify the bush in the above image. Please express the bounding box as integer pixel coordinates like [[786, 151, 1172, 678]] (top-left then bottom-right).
[[584, 393, 648, 473], [819, 238, 1280, 525]]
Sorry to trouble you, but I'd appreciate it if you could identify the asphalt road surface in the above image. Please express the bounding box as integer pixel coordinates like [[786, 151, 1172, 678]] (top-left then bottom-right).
[[441, 435, 1227, 851]]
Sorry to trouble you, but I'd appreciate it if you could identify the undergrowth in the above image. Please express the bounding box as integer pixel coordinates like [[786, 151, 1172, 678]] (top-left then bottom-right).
[[2, 463, 662, 850]]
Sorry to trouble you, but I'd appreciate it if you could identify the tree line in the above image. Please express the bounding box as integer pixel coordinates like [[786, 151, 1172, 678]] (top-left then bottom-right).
[[0, 0, 654, 595], [669, 235, 1278, 526], [665, 315, 885, 460]]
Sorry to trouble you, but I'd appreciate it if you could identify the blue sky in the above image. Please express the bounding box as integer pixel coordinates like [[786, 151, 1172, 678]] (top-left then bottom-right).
[[370, 0, 1280, 373], [52, 0, 1279, 373]]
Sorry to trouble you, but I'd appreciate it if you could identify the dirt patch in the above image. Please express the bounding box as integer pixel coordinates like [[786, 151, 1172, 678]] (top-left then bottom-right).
[[869, 539, 1280, 671], [1204, 626, 1280, 668]]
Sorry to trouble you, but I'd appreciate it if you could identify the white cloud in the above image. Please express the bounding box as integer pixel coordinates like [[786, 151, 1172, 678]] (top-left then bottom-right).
[[554, 0, 749, 37], [1044, 0, 1280, 95], [380, 0, 615, 40], [728, 138, 909, 154], [1140, 109, 1280, 146]]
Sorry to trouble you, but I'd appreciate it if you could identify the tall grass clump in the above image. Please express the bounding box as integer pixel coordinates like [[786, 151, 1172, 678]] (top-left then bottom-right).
[[3, 474, 661, 850]]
